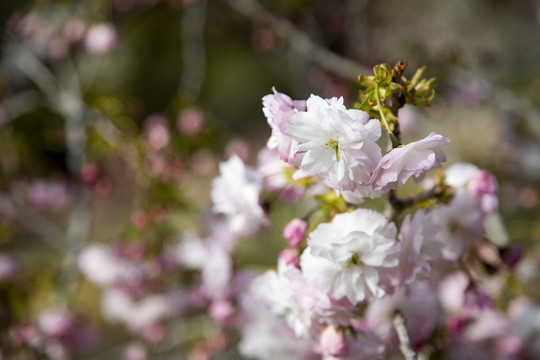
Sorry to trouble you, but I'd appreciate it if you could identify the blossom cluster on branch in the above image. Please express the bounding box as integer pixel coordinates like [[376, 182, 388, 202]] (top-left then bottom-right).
[[156, 63, 531, 360]]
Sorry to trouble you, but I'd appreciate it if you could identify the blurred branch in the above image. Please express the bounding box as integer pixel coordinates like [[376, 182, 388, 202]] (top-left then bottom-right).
[[9, 45, 59, 99], [1, 90, 42, 124], [0, 191, 66, 249], [58, 81, 91, 299], [393, 310, 417, 360], [179, 0, 207, 97], [226, 0, 369, 81], [450, 66, 540, 139], [9, 44, 91, 297]]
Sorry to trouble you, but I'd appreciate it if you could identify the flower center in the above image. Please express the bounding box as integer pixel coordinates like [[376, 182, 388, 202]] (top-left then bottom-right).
[[324, 138, 340, 161]]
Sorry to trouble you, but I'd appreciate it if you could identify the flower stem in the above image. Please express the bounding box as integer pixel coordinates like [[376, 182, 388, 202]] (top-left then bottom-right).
[[358, 91, 372, 110], [374, 83, 400, 148]]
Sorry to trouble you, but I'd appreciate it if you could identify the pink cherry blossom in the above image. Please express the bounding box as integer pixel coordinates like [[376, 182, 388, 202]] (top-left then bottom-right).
[[370, 132, 449, 193], [262, 87, 306, 164], [397, 210, 443, 285]]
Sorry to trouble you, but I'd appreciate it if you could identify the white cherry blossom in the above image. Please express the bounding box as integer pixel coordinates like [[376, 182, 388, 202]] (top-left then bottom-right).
[[287, 95, 382, 191], [300, 209, 400, 304], [211, 155, 268, 237]]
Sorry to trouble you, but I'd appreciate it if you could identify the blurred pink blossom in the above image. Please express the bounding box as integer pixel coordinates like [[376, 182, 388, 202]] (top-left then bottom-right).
[[318, 325, 348, 357], [144, 115, 170, 151], [85, 23, 118, 55], [63, 17, 86, 43], [26, 179, 68, 211], [123, 342, 148, 360], [225, 139, 250, 162], [178, 107, 205, 137], [209, 299, 236, 326], [0, 254, 19, 281]]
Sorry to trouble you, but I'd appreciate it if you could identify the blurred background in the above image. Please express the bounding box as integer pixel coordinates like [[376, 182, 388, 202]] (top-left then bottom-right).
[[0, 0, 540, 358]]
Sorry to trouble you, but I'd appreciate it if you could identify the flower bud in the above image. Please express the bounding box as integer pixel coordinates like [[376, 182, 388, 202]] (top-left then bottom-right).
[[319, 325, 348, 357], [178, 107, 205, 137], [447, 316, 469, 336], [282, 218, 307, 248], [278, 248, 300, 268], [467, 170, 498, 196], [0, 254, 19, 282], [464, 288, 492, 314], [209, 299, 235, 326], [81, 163, 99, 185], [144, 115, 170, 151], [499, 246, 523, 269]]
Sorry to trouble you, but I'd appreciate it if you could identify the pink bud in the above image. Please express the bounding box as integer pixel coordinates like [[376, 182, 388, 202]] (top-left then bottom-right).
[[208, 299, 235, 326], [467, 170, 498, 196], [0, 254, 19, 281], [319, 325, 348, 357], [499, 246, 523, 269], [282, 218, 307, 248], [144, 115, 170, 151], [178, 108, 205, 137], [278, 248, 300, 268], [464, 288, 492, 314], [81, 164, 99, 185], [447, 316, 469, 336], [123, 342, 147, 360]]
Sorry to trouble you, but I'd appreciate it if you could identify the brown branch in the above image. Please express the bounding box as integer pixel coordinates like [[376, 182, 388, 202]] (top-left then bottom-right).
[[388, 185, 448, 221]]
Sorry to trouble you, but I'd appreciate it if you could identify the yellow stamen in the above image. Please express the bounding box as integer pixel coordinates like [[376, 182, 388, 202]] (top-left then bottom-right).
[[324, 138, 340, 161]]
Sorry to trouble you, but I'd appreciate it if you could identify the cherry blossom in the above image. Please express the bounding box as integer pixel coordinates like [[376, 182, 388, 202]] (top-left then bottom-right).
[[397, 210, 443, 285], [287, 95, 382, 191], [211, 155, 268, 237], [300, 209, 400, 304], [262, 87, 306, 164], [370, 132, 449, 192]]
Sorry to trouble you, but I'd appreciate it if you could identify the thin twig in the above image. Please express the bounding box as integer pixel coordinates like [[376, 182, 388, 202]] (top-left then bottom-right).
[[389, 185, 447, 212], [393, 310, 418, 360], [227, 0, 369, 81]]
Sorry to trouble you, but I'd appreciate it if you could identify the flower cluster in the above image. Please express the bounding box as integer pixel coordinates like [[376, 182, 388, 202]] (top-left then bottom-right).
[[218, 83, 526, 360]]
